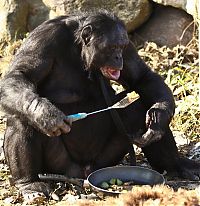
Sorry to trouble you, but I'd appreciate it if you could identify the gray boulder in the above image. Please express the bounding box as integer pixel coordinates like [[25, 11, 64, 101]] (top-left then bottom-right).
[[0, 0, 29, 45], [152, 0, 199, 19], [43, 0, 152, 32], [27, 0, 50, 31], [131, 5, 194, 48], [0, 0, 152, 47]]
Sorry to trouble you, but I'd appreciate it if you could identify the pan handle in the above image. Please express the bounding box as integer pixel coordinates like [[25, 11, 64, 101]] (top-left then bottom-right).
[[38, 173, 87, 187]]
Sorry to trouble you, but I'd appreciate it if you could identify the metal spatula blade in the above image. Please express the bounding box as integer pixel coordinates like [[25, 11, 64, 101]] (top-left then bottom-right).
[[112, 93, 139, 109]]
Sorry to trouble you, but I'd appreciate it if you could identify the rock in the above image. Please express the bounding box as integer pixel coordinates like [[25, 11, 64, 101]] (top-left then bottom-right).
[[0, 0, 29, 46], [0, 0, 50, 47], [42, 0, 152, 32], [0, 132, 5, 161], [27, 0, 50, 31], [173, 131, 190, 146], [0, 0, 152, 47], [0, 110, 5, 118], [131, 5, 194, 48], [152, 0, 199, 19]]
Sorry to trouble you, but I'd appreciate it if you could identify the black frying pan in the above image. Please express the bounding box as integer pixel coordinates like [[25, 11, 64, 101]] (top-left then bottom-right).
[[39, 166, 165, 195], [87, 166, 165, 195]]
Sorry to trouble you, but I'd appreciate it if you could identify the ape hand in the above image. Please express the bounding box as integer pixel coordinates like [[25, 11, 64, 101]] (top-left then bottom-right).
[[134, 107, 170, 147], [146, 107, 170, 130], [133, 128, 164, 147], [44, 117, 71, 137], [28, 98, 71, 137]]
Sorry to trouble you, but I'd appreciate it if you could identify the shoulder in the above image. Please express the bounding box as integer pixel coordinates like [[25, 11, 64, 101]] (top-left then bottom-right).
[[29, 16, 73, 39], [18, 16, 78, 54]]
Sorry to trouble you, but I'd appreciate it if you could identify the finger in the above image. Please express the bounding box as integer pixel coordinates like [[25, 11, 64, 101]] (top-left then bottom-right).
[[60, 122, 71, 134], [56, 121, 71, 133], [53, 129, 62, 136], [142, 129, 154, 141], [48, 126, 61, 137], [138, 129, 162, 147], [46, 131, 55, 137], [133, 130, 153, 147], [146, 130, 163, 145], [149, 109, 156, 123], [64, 118, 72, 126], [153, 111, 157, 123], [146, 113, 151, 127], [133, 139, 145, 147]]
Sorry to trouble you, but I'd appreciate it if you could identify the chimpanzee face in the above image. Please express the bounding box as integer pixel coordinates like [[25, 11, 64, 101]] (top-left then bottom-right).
[[80, 23, 129, 81]]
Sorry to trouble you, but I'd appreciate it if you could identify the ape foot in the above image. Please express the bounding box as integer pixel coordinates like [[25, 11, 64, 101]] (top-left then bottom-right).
[[17, 181, 51, 201], [174, 158, 200, 180]]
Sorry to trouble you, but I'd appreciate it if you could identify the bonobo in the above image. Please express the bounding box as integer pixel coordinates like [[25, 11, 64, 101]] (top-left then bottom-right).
[[0, 10, 199, 198]]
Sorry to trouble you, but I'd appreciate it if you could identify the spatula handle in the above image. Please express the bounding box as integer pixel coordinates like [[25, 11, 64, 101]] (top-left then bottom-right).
[[65, 113, 88, 122]]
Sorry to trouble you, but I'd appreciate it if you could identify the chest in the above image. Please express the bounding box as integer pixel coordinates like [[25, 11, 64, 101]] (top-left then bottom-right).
[[38, 60, 113, 112]]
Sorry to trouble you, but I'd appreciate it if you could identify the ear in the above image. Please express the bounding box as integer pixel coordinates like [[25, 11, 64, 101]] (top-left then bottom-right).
[[81, 25, 93, 45]]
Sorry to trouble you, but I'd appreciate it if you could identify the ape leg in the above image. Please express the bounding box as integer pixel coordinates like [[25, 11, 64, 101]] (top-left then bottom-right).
[[92, 99, 147, 171], [142, 129, 200, 180], [121, 99, 200, 180], [43, 136, 86, 178], [3, 117, 51, 196], [4, 116, 87, 196], [93, 133, 132, 170], [142, 128, 179, 172]]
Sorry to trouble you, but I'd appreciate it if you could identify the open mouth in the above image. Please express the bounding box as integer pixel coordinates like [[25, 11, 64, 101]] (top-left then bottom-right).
[[100, 67, 121, 81]]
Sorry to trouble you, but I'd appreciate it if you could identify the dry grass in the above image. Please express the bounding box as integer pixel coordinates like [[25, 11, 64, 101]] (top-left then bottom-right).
[[53, 185, 200, 206], [139, 34, 199, 140]]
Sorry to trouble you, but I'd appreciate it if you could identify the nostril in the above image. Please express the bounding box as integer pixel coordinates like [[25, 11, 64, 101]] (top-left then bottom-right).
[[115, 56, 121, 61]]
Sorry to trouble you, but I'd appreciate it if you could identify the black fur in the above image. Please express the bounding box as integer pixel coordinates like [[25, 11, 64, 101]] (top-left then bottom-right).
[[0, 10, 199, 196]]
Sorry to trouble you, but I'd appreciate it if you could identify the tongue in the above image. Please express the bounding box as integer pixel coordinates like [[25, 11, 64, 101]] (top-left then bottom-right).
[[107, 68, 121, 80], [101, 67, 121, 80]]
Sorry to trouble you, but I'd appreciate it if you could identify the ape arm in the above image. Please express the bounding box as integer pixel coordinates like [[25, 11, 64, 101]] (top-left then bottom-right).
[[0, 34, 71, 136], [132, 70, 175, 118], [121, 42, 175, 116], [121, 42, 175, 146]]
